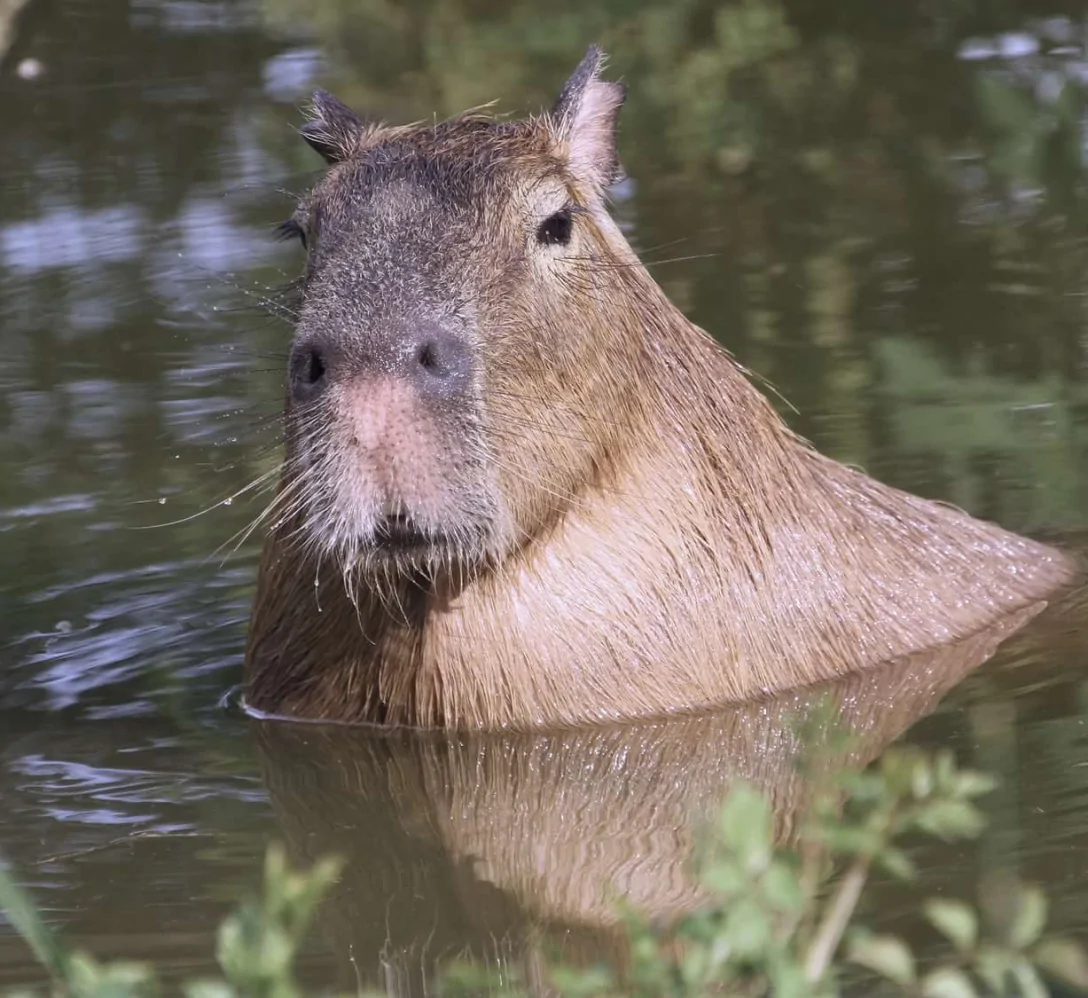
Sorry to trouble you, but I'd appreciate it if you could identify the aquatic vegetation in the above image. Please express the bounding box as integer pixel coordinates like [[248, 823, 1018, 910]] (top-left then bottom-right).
[[2, 744, 1085, 998]]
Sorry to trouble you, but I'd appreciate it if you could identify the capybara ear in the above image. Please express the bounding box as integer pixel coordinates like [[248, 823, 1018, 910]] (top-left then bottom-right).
[[550, 45, 627, 191], [299, 89, 365, 164]]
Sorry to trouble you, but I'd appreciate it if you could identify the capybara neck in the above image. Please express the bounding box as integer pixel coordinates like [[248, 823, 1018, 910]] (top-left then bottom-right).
[[243, 47, 1078, 730]]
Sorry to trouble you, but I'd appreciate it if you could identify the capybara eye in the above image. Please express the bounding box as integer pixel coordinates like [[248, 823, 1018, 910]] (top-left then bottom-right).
[[536, 208, 573, 247], [275, 218, 307, 250]]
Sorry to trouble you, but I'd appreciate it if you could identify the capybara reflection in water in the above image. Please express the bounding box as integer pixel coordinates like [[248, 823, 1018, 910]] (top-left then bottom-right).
[[244, 46, 1078, 729]]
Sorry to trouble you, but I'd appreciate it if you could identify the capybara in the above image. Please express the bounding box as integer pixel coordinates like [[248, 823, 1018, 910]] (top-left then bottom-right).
[[244, 46, 1078, 729]]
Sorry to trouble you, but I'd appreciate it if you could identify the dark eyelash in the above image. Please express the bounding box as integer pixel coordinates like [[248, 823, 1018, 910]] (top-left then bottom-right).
[[275, 218, 307, 249]]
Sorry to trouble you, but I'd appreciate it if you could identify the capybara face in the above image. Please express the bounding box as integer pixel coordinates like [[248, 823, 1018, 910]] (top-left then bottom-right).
[[277, 64, 632, 578]]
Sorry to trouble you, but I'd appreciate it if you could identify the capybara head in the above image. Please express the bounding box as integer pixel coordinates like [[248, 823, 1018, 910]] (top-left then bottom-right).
[[277, 46, 636, 576]]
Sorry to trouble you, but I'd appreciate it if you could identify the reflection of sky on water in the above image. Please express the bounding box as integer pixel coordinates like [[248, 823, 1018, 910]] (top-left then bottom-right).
[[0, 100, 294, 714], [0, 196, 278, 275], [12, 747, 267, 809], [0, 726, 268, 921], [1, 205, 144, 273], [178, 197, 276, 270], [62, 380, 141, 439], [954, 18, 1088, 133], [942, 18, 1088, 217], [959, 31, 1042, 61], [129, 0, 264, 33], [956, 17, 1088, 62], [261, 46, 324, 101], [11, 557, 254, 712]]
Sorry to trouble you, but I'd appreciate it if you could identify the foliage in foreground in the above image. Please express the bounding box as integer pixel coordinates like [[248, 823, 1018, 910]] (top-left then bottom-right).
[[1, 747, 1087, 998], [0, 845, 341, 998]]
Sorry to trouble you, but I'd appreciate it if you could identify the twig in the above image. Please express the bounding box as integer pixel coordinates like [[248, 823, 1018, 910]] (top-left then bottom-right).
[[804, 856, 871, 984]]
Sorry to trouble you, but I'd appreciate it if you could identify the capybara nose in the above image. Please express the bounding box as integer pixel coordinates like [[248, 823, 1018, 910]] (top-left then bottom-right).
[[288, 338, 329, 405], [289, 322, 472, 405], [402, 321, 473, 395]]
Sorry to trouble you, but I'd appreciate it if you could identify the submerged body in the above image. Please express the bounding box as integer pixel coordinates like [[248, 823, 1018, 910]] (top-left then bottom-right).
[[245, 47, 1078, 729]]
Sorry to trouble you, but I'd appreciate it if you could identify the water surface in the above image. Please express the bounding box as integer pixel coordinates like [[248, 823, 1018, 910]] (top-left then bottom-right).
[[2, 0, 1088, 991]]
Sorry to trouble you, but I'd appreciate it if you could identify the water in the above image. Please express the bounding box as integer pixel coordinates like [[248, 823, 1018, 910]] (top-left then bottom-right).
[[2, 0, 1088, 991]]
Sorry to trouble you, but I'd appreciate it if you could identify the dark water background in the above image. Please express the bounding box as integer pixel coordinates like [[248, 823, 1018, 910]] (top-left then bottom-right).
[[2, 0, 1088, 991]]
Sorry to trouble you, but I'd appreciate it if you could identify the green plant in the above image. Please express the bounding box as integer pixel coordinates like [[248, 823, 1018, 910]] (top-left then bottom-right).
[[1, 746, 1085, 998], [439, 747, 1088, 998], [0, 845, 341, 998]]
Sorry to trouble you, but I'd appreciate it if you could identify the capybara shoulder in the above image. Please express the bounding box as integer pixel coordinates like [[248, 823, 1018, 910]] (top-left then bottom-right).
[[243, 46, 1079, 729]]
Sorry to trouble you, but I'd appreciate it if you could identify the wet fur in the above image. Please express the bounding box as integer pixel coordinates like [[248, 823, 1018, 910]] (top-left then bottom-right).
[[245, 48, 1079, 730]]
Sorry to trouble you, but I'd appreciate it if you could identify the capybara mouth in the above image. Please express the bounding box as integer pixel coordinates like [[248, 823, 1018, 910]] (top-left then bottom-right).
[[372, 513, 450, 552]]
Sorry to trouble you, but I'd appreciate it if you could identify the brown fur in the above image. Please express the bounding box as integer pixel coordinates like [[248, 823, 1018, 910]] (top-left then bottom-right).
[[244, 47, 1079, 730]]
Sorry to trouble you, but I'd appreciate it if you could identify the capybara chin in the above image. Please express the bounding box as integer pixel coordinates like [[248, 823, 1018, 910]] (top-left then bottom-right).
[[244, 45, 1079, 730]]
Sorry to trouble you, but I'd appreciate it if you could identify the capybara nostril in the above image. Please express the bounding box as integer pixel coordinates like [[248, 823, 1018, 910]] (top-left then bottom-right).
[[407, 323, 473, 392], [289, 338, 328, 404]]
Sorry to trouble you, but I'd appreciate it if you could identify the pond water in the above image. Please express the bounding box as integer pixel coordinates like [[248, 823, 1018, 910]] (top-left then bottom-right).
[[2, 0, 1088, 992]]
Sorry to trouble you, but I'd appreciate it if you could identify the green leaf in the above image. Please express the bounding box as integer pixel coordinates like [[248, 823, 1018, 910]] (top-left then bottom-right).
[[839, 771, 886, 802], [762, 861, 805, 914], [631, 933, 659, 964], [184, 982, 236, 998], [67, 951, 106, 994], [680, 945, 708, 988], [933, 749, 955, 787], [0, 858, 70, 983], [1011, 960, 1048, 998], [925, 900, 978, 952], [954, 772, 999, 800], [912, 758, 935, 799], [913, 800, 986, 840], [769, 958, 810, 998], [1033, 938, 1088, 990], [701, 859, 745, 896], [722, 897, 773, 959], [922, 967, 978, 998], [1009, 887, 1047, 949], [717, 784, 773, 872], [975, 948, 1014, 996], [551, 964, 614, 997], [878, 847, 917, 882], [80, 959, 158, 998], [847, 933, 917, 986], [442, 959, 511, 993], [707, 923, 735, 968], [880, 749, 923, 797], [815, 825, 883, 855]]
